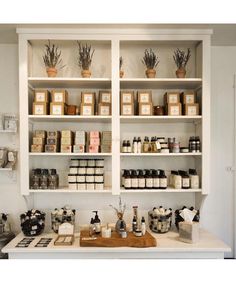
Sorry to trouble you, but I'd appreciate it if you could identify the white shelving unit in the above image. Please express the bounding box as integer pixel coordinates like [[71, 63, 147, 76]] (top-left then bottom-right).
[[17, 28, 211, 198]]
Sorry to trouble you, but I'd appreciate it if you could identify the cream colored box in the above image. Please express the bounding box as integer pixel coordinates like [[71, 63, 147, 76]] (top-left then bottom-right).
[[51, 90, 68, 103], [33, 102, 48, 115], [164, 92, 180, 104], [81, 92, 96, 104], [120, 91, 134, 104], [139, 103, 153, 116], [99, 91, 111, 104], [183, 103, 199, 116], [166, 103, 182, 116], [121, 103, 134, 116], [31, 144, 43, 153], [32, 137, 45, 145], [80, 104, 94, 116], [181, 91, 196, 104], [137, 91, 152, 103], [34, 89, 50, 103], [50, 102, 66, 115], [98, 103, 111, 116], [61, 130, 73, 138]]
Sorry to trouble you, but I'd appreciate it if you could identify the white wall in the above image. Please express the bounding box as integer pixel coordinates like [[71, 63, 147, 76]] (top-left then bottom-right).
[[0, 44, 235, 258]]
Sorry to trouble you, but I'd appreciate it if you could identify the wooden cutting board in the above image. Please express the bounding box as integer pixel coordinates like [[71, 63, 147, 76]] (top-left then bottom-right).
[[80, 230, 157, 248]]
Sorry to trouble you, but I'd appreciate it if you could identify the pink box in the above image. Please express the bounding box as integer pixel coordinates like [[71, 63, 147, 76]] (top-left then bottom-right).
[[89, 145, 99, 153], [89, 131, 100, 139], [90, 137, 100, 146]]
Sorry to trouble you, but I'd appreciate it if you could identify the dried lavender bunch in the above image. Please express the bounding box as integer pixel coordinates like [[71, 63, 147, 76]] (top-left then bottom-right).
[[142, 48, 159, 69], [77, 41, 95, 70], [119, 56, 123, 70], [109, 197, 126, 220], [173, 48, 191, 69], [43, 40, 64, 69]]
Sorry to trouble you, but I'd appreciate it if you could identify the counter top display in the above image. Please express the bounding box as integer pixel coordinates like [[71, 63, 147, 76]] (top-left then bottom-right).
[[2, 229, 230, 259]]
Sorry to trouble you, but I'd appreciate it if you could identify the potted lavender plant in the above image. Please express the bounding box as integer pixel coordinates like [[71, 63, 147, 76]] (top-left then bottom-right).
[[173, 48, 191, 78]]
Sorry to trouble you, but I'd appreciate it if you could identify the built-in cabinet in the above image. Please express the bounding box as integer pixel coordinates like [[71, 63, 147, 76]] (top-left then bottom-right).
[[17, 28, 211, 200]]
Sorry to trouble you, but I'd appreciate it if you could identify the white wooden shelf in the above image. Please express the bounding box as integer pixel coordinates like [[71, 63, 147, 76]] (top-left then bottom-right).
[[120, 153, 202, 157], [0, 167, 13, 171], [120, 78, 202, 89], [120, 116, 202, 123], [28, 115, 111, 123], [28, 77, 111, 88], [0, 129, 17, 133], [29, 153, 111, 157], [120, 188, 202, 193], [29, 189, 112, 193]]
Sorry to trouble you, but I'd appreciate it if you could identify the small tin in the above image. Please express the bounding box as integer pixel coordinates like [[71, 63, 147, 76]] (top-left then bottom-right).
[[95, 159, 104, 167], [68, 174, 77, 183], [95, 167, 104, 175], [86, 167, 95, 175], [87, 159, 96, 167], [69, 166, 78, 174], [79, 159, 88, 167], [180, 147, 189, 153], [70, 159, 80, 167], [160, 148, 170, 153], [95, 175, 104, 183], [86, 175, 95, 183], [95, 183, 104, 190], [78, 167, 86, 175], [68, 182, 77, 190], [77, 174, 86, 183], [77, 183, 86, 190], [86, 183, 95, 190]]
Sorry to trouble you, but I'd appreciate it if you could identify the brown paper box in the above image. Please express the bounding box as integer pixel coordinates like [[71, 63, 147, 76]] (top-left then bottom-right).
[[120, 91, 134, 104], [98, 103, 111, 116], [181, 91, 196, 104], [33, 102, 49, 115], [32, 137, 45, 145], [51, 89, 68, 103], [164, 92, 180, 104], [139, 103, 153, 116], [183, 103, 199, 116], [34, 89, 50, 103], [137, 91, 152, 103], [99, 91, 112, 104], [121, 103, 134, 116], [81, 92, 96, 104], [166, 103, 182, 116], [80, 104, 95, 116], [50, 102, 67, 115]]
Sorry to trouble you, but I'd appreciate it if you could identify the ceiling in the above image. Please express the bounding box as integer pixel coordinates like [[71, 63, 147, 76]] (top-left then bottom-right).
[[0, 24, 236, 46]]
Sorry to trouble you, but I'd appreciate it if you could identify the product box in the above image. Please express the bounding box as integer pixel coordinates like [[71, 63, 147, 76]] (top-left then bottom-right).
[[60, 145, 72, 153], [31, 144, 43, 153], [45, 144, 58, 153], [66, 105, 77, 115], [101, 145, 112, 153], [50, 102, 67, 115], [89, 145, 99, 153], [90, 137, 100, 146], [61, 130, 73, 138], [99, 91, 111, 104], [89, 131, 100, 139], [75, 131, 86, 138], [73, 145, 85, 153], [121, 103, 134, 116], [46, 137, 59, 145], [34, 89, 50, 103], [164, 92, 180, 104], [32, 137, 45, 145], [47, 131, 60, 138], [33, 102, 49, 115], [61, 137, 73, 145], [183, 103, 199, 116], [51, 89, 68, 103], [120, 91, 134, 104], [81, 92, 96, 104], [181, 91, 196, 104], [166, 103, 182, 116], [139, 103, 153, 116], [34, 130, 47, 138], [75, 137, 86, 145], [98, 103, 111, 116], [137, 91, 152, 103], [80, 104, 95, 116]]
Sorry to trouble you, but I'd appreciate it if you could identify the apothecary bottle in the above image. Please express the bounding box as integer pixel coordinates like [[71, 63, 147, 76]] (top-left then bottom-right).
[[159, 170, 167, 189], [124, 170, 131, 190], [138, 170, 145, 189], [152, 169, 159, 189], [40, 169, 49, 190], [48, 169, 59, 190], [30, 168, 41, 190], [145, 170, 153, 189], [143, 136, 150, 153], [131, 170, 138, 189]]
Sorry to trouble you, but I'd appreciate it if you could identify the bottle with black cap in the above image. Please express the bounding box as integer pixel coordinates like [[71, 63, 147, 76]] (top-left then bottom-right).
[[89, 217, 96, 237], [137, 169, 145, 189], [132, 137, 138, 153], [127, 140, 132, 153], [145, 169, 153, 189], [122, 170, 127, 187], [159, 170, 167, 189], [137, 137, 142, 153], [189, 169, 199, 189], [132, 215, 137, 232], [143, 136, 150, 153], [131, 169, 138, 189], [122, 140, 127, 153], [152, 169, 159, 189], [92, 211, 101, 234], [179, 170, 190, 189], [40, 169, 49, 190], [124, 170, 131, 190]]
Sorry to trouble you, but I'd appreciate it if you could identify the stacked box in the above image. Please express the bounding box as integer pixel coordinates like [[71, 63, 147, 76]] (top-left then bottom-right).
[[164, 92, 182, 116], [98, 91, 111, 116], [181, 91, 199, 116], [120, 91, 135, 115], [101, 131, 112, 153], [88, 131, 100, 153], [138, 91, 153, 116], [73, 131, 86, 153], [31, 130, 47, 152], [61, 130, 73, 153], [80, 92, 95, 116], [32, 89, 50, 115], [45, 131, 60, 153], [50, 89, 68, 115]]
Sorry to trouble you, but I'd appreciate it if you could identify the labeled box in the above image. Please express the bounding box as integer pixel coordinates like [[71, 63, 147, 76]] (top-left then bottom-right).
[[139, 103, 153, 116], [101, 145, 112, 153], [47, 137, 59, 145], [31, 144, 43, 153], [75, 137, 86, 145], [181, 91, 196, 104], [61, 137, 73, 145], [47, 131, 60, 138], [60, 145, 72, 153], [61, 130, 73, 138], [33, 102, 49, 115], [32, 137, 45, 145], [51, 89, 68, 103], [34, 89, 50, 103], [89, 145, 99, 153], [50, 102, 67, 115], [164, 92, 180, 104], [75, 131, 86, 138], [89, 131, 100, 139], [121, 103, 134, 116], [81, 92, 96, 104], [34, 130, 47, 138], [45, 144, 58, 153], [183, 103, 199, 116], [90, 137, 100, 146], [80, 104, 95, 116], [99, 91, 111, 104], [98, 103, 111, 116], [73, 145, 85, 153], [137, 91, 152, 103], [120, 91, 134, 104], [166, 103, 182, 116]]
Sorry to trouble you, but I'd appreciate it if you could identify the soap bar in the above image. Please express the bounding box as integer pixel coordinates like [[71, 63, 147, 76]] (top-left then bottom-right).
[[89, 145, 99, 153], [34, 130, 47, 138], [31, 144, 43, 153], [32, 137, 45, 145], [47, 131, 60, 138], [73, 145, 85, 153], [61, 130, 73, 138], [47, 137, 59, 145], [61, 145, 72, 153], [61, 137, 73, 145], [89, 131, 100, 139], [45, 145, 58, 153], [90, 137, 100, 146]]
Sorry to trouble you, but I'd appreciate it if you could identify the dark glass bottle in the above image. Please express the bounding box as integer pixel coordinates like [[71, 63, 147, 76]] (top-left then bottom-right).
[[131, 170, 138, 189], [159, 170, 167, 189], [137, 169, 145, 189], [145, 169, 153, 189]]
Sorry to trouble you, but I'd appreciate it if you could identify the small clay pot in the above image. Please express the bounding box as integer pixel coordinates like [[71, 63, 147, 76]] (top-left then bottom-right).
[[176, 67, 186, 78], [46, 67, 57, 77], [81, 69, 91, 78], [146, 69, 156, 78], [120, 70, 124, 78]]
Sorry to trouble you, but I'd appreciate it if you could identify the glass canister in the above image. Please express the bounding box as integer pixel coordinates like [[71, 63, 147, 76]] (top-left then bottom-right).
[[51, 206, 76, 233], [148, 207, 172, 233]]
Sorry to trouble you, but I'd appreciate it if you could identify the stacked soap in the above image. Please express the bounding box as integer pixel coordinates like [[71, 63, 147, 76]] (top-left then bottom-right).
[[101, 131, 112, 153]]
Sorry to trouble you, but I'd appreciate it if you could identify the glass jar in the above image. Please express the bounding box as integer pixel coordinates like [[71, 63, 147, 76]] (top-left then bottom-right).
[[40, 169, 49, 190], [48, 169, 59, 190]]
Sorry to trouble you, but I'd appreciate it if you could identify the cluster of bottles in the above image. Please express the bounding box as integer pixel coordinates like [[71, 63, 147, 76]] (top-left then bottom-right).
[[132, 206, 146, 236], [121, 136, 201, 154], [122, 169, 168, 190], [122, 168, 200, 190], [30, 168, 59, 190]]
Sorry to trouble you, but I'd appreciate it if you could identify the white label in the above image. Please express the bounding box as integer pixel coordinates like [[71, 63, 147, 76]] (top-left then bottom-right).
[[101, 93, 111, 103], [122, 105, 132, 115], [170, 106, 180, 116], [160, 178, 167, 188], [8, 151, 15, 162], [32, 225, 37, 230], [100, 106, 110, 115], [187, 106, 197, 116], [34, 105, 44, 115], [68, 175, 77, 182], [138, 178, 145, 188], [95, 167, 104, 175], [185, 95, 194, 104], [78, 183, 86, 190], [54, 93, 64, 102], [86, 175, 95, 183], [77, 175, 86, 183], [52, 105, 62, 115], [82, 106, 92, 115], [182, 178, 190, 188], [169, 94, 178, 103], [87, 183, 95, 190], [131, 178, 138, 188], [124, 178, 131, 188], [95, 175, 104, 182], [174, 177, 182, 189], [122, 93, 132, 103], [95, 183, 104, 190], [84, 94, 93, 104], [146, 178, 153, 188], [140, 93, 149, 103], [36, 92, 46, 102], [153, 178, 160, 188], [141, 105, 151, 115]]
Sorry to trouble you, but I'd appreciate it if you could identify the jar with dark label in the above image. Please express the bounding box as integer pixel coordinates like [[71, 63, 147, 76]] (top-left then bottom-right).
[[179, 170, 190, 189], [145, 170, 153, 189], [189, 137, 196, 152], [124, 170, 131, 190], [195, 136, 201, 152], [30, 169, 41, 190], [127, 140, 132, 153], [159, 170, 167, 189], [131, 170, 138, 189], [138, 170, 145, 189], [122, 140, 128, 153], [152, 169, 159, 189]]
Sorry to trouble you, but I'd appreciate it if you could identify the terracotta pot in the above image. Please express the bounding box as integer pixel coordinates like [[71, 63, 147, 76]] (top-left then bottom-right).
[[81, 69, 91, 78], [120, 70, 124, 78], [145, 69, 156, 78], [46, 67, 57, 77], [176, 67, 186, 78]]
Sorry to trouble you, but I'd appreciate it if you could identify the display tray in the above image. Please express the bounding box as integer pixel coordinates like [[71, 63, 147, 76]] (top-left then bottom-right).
[[80, 230, 157, 248]]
